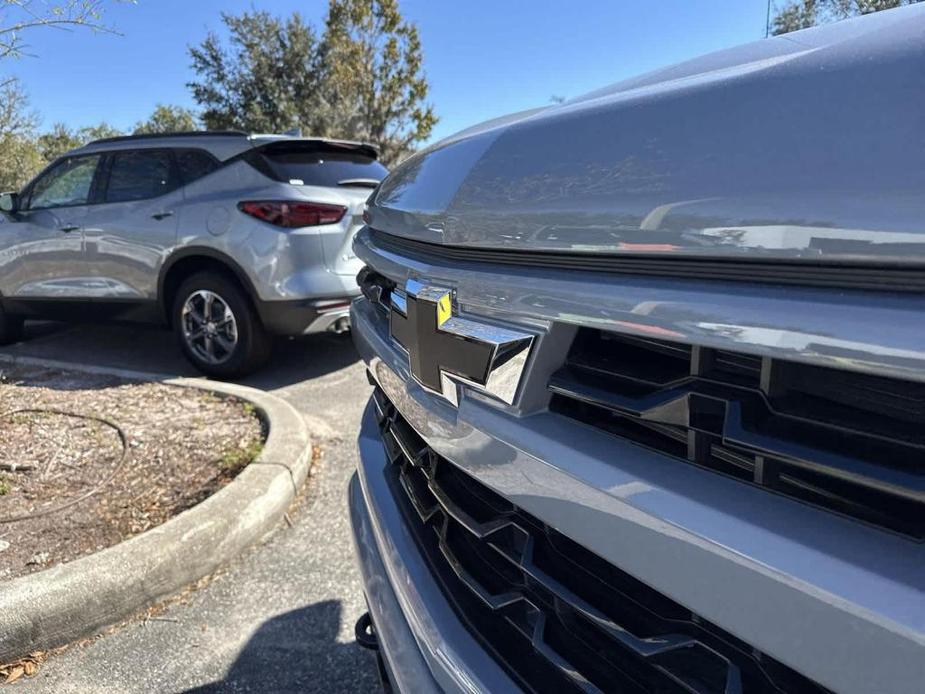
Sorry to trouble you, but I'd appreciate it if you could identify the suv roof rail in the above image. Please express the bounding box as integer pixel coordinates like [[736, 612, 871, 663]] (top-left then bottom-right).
[[87, 130, 250, 145]]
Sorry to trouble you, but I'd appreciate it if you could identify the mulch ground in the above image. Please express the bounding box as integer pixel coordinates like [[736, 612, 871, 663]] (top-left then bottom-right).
[[0, 364, 264, 582]]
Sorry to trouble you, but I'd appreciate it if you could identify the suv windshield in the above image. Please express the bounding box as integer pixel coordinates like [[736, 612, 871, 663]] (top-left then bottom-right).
[[254, 142, 387, 188], [28, 155, 101, 209]]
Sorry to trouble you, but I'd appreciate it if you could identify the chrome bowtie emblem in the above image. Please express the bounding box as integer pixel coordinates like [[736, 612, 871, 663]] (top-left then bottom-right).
[[389, 279, 533, 406]]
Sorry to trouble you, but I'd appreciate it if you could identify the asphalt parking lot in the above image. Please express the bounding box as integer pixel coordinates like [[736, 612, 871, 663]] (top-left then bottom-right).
[[1, 321, 380, 693]]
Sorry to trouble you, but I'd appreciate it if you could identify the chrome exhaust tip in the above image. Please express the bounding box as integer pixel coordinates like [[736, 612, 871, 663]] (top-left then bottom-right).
[[329, 317, 351, 334]]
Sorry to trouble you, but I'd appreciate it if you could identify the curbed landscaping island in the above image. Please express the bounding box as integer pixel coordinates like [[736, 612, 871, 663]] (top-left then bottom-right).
[[0, 359, 311, 667], [0, 365, 264, 581]]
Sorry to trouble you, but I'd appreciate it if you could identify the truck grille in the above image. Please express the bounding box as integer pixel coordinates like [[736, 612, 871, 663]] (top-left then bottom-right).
[[372, 385, 826, 694], [549, 329, 925, 540]]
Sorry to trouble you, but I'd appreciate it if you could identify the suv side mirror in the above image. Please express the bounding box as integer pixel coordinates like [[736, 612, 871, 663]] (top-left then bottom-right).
[[0, 192, 19, 214]]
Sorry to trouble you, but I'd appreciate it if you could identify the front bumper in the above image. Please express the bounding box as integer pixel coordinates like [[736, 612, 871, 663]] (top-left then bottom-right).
[[349, 399, 519, 693], [348, 279, 925, 694]]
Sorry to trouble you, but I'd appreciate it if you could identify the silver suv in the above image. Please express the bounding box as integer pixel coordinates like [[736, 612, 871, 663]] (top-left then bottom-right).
[[0, 131, 386, 376]]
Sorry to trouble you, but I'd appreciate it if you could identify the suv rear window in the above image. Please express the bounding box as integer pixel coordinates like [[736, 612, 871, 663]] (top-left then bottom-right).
[[252, 142, 387, 188], [175, 148, 219, 185]]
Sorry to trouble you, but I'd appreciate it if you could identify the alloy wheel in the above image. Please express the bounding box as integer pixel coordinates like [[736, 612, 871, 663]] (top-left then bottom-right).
[[181, 290, 239, 365]]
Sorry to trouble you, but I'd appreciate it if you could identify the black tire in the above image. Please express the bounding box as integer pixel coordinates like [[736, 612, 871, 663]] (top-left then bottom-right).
[[0, 308, 24, 346], [172, 272, 271, 378]]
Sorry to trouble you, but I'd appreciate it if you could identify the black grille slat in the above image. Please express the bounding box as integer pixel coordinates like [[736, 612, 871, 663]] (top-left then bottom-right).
[[373, 387, 826, 694], [550, 369, 922, 494], [569, 330, 692, 388], [708, 351, 762, 388], [550, 329, 925, 540]]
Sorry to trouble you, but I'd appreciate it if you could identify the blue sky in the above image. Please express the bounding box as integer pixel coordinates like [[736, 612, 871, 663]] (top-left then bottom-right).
[[7, 0, 771, 143]]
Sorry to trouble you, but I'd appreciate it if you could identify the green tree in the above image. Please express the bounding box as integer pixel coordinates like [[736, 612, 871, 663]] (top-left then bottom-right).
[[0, 78, 42, 190], [34, 121, 122, 162], [76, 122, 122, 142], [36, 123, 82, 161], [0, 2, 131, 189], [187, 1, 436, 165], [771, 0, 921, 34], [133, 104, 199, 134], [318, 0, 436, 164], [0, 134, 43, 190], [188, 10, 322, 135], [0, 86, 124, 191]]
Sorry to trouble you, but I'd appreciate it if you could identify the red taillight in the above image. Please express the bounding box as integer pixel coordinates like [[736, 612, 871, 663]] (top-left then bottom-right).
[[238, 201, 347, 228]]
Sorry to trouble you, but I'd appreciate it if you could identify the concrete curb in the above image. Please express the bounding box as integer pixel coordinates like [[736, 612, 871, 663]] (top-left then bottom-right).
[[0, 366, 311, 662]]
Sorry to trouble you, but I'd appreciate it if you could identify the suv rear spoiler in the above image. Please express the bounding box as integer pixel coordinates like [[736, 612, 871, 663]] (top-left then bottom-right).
[[247, 137, 379, 161]]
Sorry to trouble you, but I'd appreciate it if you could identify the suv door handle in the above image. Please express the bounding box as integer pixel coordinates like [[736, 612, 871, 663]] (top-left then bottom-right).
[[151, 211, 174, 220], [60, 224, 81, 233]]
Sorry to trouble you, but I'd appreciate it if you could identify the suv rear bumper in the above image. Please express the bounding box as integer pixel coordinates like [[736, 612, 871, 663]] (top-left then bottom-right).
[[256, 293, 358, 336]]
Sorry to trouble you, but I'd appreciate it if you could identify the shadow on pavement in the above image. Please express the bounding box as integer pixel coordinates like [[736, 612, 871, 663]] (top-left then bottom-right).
[[184, 601, 379, 694], [243, 333, 361, 391], [0, 321, 360, 389]]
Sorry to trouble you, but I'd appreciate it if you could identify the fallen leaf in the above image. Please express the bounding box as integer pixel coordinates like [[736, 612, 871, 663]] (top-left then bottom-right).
[[4, 666, 24, 684]]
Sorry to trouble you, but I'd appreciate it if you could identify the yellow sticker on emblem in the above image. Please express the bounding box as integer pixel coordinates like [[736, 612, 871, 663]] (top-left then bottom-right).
[[436, 293, 452, 327]]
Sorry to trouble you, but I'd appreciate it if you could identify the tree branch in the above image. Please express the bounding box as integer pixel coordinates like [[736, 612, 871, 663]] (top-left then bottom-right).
[[0, 0, 124, 60]]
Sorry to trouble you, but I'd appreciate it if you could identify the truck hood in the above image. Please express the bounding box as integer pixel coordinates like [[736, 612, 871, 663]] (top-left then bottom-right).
[[368, 5, 925, 264]]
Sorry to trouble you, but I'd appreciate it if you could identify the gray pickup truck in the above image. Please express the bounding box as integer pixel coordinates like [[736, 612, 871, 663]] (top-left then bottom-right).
[[349, 6, 925, 693]]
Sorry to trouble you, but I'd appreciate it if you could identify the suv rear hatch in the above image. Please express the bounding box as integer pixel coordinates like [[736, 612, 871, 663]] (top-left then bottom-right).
[[249, 139, 386, 275]]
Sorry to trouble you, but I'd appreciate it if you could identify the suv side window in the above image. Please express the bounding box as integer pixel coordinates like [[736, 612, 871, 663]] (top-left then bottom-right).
[[105, 149, 176, 203], [175, 149, 219, 185], [27, 155, 102, 210]]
